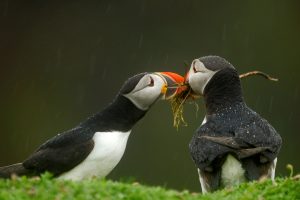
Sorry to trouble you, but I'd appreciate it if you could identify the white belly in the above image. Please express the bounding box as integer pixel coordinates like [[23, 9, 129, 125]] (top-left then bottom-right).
[[201, 117, 207, 125], [198, 155, 277, 193], [197, 155, 246, 193], [270, 157, 277, 180], [198, 168, 209, 194], [221, 154, 246, 187], [58, 131, 131, 181]]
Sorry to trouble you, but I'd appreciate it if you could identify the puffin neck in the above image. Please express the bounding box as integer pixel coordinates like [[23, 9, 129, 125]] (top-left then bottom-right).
[[81, 95, 147, 132], [203, 68, 244, 115]]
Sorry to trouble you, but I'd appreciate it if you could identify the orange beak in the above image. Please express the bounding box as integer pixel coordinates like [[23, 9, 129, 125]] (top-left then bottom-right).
[[155, 72, 188, 100]]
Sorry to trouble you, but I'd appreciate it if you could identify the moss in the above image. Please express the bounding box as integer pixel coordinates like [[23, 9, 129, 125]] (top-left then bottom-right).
[[0, 173, 299, 200]]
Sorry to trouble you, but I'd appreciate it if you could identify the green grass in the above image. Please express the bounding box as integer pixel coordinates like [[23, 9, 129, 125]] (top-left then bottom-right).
[[0, 174, 299, 200]]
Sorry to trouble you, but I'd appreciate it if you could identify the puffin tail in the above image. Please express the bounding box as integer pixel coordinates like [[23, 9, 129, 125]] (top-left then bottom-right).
[[0, 163, 31, 178]]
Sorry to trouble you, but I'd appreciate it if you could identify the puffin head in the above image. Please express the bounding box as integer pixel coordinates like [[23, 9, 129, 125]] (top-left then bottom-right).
[[186, 56, 237, 96], [121, 72, 184, 110]]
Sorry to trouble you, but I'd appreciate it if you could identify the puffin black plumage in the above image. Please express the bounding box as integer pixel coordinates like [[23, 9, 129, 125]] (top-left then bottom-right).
[[0, 72, 184, 180], [186, 56, 282, 193]]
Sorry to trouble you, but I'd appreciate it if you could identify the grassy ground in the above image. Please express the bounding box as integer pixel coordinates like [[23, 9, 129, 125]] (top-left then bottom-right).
[[0, 173, 299, 200]]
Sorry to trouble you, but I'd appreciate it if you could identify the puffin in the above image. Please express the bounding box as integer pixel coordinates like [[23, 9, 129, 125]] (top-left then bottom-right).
[[186, 56, 282, 193], [0, 72, 184, 180]]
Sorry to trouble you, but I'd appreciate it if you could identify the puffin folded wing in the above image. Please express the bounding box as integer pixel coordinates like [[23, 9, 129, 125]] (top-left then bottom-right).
[[198, 136, 269, 159], [0, 163, 32, 178], [23, 134, 94, 176]]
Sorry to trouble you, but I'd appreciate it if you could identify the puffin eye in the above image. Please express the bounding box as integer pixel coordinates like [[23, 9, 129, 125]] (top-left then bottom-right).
[[192, 60, 205, 73], [193, 65, 197, 73], [148, 76, 154, 87], [192, 60, 199, 73]]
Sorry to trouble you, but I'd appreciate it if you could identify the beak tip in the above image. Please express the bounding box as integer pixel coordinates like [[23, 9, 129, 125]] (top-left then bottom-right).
[[156, 71, 191, 99]]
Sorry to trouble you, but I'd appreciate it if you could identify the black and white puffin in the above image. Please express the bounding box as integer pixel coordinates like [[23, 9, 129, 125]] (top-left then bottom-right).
[[186, 56, 282, 193], [0, 72, 184, 180]]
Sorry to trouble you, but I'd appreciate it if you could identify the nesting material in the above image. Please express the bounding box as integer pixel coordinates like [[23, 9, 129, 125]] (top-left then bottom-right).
[[239, 71, 279, 81], [169, 70, 278, 129], [170, 86, 192, 129]]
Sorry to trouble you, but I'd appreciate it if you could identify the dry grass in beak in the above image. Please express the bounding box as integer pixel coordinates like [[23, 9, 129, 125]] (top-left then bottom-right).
[[169, 70, 278, 129], [169, 85, 199, 129]]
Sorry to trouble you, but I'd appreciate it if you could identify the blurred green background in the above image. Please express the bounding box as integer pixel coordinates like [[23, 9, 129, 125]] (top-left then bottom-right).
[[0, 0, 299, 191]]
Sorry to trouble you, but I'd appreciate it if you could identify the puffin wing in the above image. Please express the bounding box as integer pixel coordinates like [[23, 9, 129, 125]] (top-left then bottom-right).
[[199, 118, 282, 181], [199, 117, 282, 161], [235, 118, 282, 161], [235, 119, 281, 181], [199, 135, 269, 159], [23, 127, 95, 176]]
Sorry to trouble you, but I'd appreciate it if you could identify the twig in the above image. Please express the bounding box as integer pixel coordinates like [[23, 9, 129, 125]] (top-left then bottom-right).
[[239, 71, 278, 81]]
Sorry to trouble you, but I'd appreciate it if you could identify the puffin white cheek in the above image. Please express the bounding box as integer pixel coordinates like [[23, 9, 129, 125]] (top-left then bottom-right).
[[188, 71, 217, 95], [142, 87, 161, 102], [188, 74, 205, 95], [127, 88, 161, 110]]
